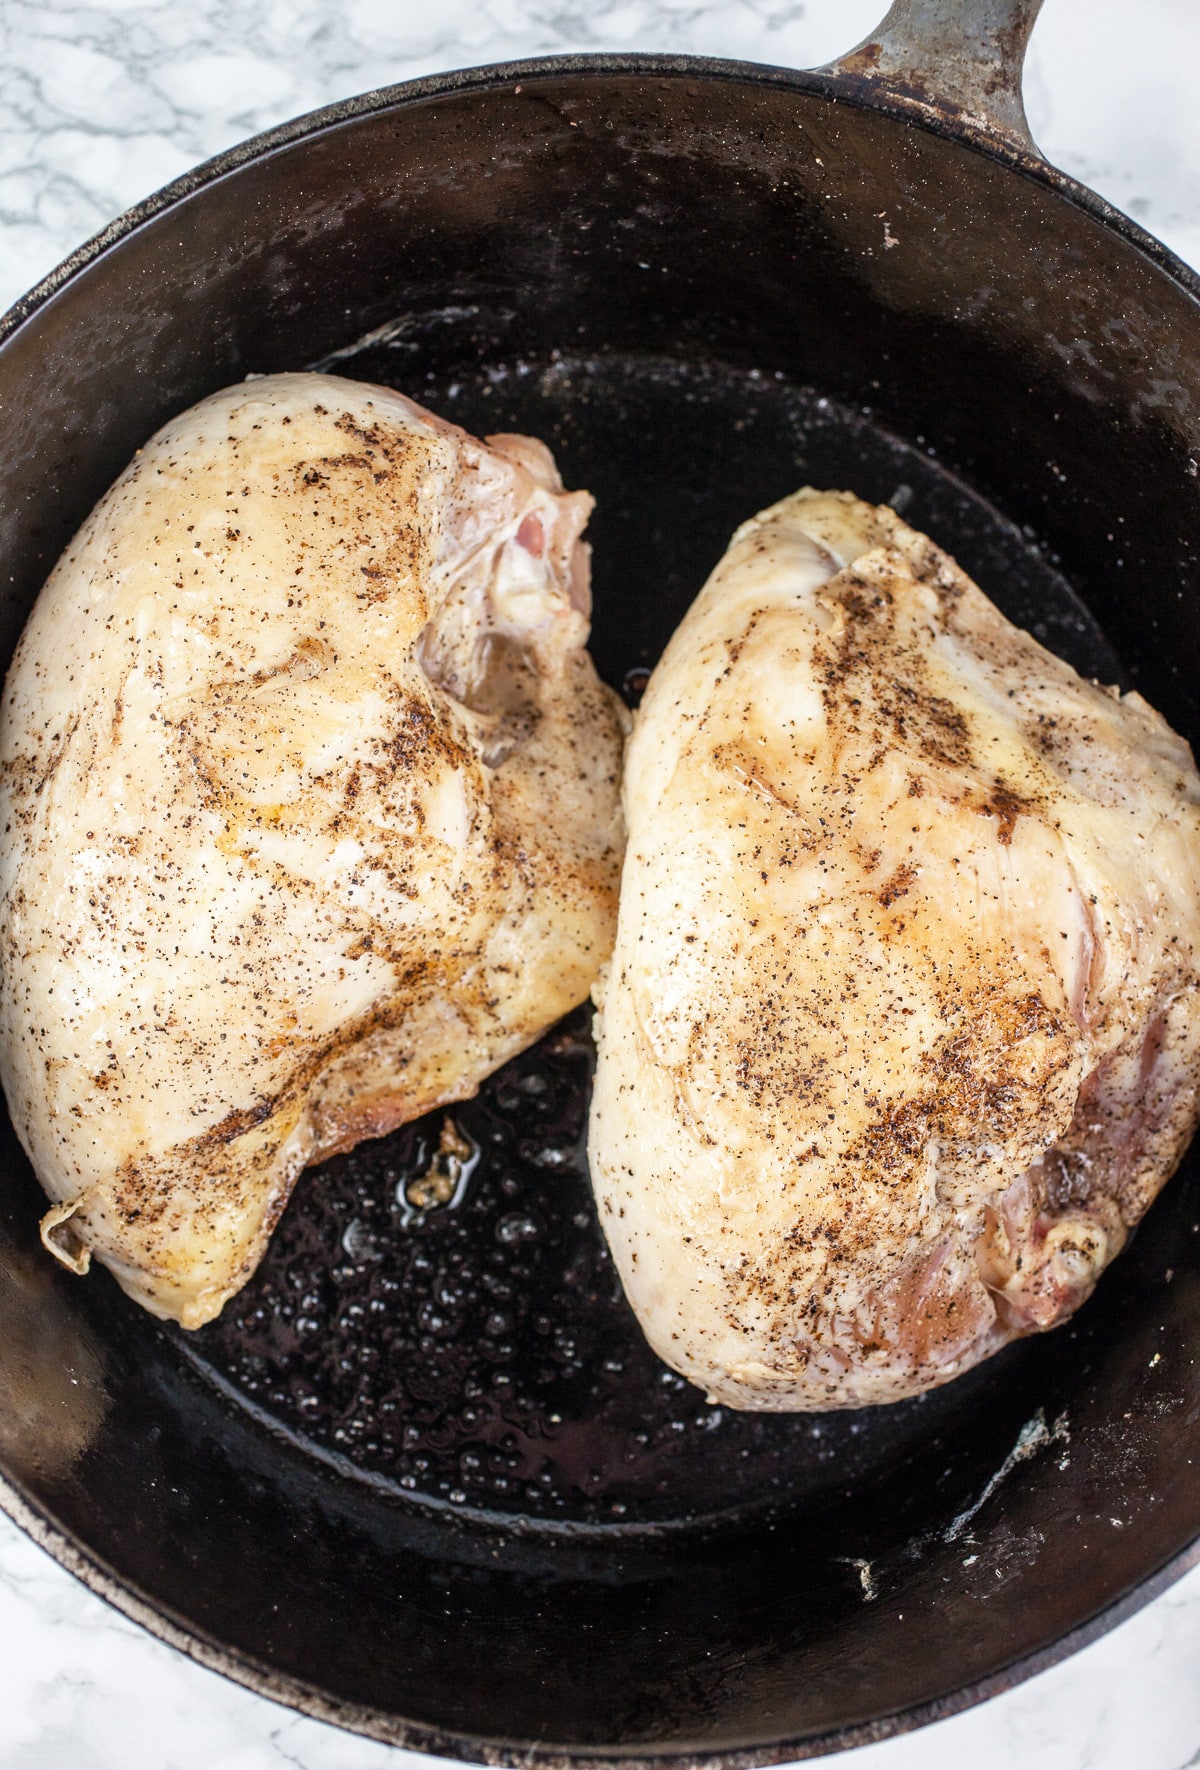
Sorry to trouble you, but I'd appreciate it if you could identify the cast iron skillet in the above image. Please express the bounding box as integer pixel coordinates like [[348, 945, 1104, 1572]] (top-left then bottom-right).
[[2, 0, 1199, 1760]]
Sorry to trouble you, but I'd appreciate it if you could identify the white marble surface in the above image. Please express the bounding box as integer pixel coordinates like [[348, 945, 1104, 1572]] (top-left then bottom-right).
[[4, 1, 1200, 1766]]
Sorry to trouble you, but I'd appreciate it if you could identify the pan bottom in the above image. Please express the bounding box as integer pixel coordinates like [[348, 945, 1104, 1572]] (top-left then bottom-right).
[[179, 349, 1121, 1531]]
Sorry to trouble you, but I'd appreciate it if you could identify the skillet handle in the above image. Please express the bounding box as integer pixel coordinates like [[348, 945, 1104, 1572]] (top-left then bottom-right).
[[821, 0, 1045, 157]]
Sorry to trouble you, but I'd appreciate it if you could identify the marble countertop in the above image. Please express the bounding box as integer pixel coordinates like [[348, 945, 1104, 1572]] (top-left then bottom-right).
[[3, 1, 1200, 1766]]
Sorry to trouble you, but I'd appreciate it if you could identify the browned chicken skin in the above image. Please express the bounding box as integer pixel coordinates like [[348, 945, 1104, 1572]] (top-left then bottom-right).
[[0, 373, 626, 1328], [590, 489, 1200, 1410]]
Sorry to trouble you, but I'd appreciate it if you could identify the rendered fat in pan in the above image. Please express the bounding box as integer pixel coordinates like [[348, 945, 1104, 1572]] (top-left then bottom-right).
[[1, 0, 1199, 1760]]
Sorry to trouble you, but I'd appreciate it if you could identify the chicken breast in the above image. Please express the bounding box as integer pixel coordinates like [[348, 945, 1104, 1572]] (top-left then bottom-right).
[[589, 488, 1200, 1410], [0, 372, 625, 1328]]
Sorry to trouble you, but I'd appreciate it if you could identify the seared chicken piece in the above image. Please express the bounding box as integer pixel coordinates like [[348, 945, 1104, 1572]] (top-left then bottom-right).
[[590, 489, 1200, 1410], [0, 372, 625, 1328]]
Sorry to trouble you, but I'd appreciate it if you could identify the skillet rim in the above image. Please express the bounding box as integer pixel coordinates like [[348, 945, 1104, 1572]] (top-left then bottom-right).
[[2, 48, 1200, 1766], [4, 1467, 1199, 1766], [1, 49, 1199, 354]]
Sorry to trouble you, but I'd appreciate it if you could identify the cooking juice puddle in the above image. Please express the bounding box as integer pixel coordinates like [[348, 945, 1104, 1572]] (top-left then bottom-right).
[[180, 1007, 854, 1527], [179, 354, 1118, 1530]]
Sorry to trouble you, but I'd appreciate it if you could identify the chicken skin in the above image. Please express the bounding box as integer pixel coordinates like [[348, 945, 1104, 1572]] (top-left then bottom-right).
[[0, 372, 625, 1328], [589, 489, 1200, 1410]]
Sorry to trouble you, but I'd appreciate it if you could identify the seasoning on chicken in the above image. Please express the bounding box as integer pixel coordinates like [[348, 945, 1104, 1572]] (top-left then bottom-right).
[[589, 488, 1200, 1410], [0, 372, 625, 1328]]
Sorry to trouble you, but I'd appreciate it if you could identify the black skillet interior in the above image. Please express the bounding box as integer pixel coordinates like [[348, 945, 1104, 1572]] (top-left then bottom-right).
[[2, 58, 1200, 1764]]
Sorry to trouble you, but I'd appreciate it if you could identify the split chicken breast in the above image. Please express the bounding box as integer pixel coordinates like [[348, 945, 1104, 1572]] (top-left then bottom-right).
[[0, 372, 625, 1327], [590, 488, 1200, 1410]]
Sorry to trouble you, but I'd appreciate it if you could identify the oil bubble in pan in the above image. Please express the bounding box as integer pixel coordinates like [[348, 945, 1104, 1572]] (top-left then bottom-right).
[[178, 351, 1122, 1532]]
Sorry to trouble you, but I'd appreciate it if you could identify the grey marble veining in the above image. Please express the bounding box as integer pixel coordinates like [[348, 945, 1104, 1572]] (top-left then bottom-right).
[[4, 0, 1200, 1766], [1, 1505, 1199, 1770], [3, 0, 1200, 316]]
